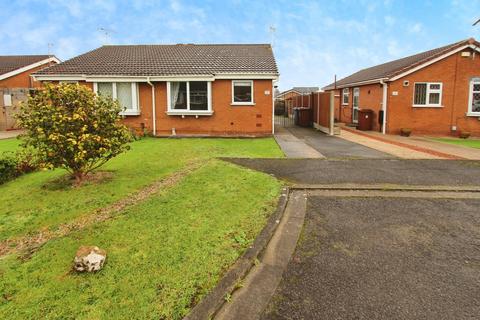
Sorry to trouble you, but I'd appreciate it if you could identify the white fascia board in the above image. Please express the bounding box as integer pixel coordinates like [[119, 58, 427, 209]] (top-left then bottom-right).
[[34, 73, 279, 82], [389, 44, 480, 81], [214, 73, 279, 80], [0, 57, 60, 81], [325, 78, 388, 90]]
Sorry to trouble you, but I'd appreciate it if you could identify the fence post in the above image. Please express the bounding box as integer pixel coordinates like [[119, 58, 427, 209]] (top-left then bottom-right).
[[329, 91, 334, 135]]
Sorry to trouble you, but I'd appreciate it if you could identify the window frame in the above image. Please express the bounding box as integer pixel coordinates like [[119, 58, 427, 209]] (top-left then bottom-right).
[[93, 82, 139, 116], [342, 88, 349, 106], [412, 82, 443, 107], [467, 78, 480, 116], [166, 81, 212, 115], [231, 80, 255, 106]]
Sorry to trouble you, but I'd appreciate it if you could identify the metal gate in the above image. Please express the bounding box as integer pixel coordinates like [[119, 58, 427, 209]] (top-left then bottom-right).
[[274, 97, 295, 128]]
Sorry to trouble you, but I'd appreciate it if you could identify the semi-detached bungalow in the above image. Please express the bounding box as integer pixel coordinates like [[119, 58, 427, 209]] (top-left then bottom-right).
[[323, 38, 480, 136], [33, 44, 279, 137]]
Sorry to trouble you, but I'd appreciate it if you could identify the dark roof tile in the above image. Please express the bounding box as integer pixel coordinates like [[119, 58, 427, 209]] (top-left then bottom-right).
[[0, 55, 54, 76], [34, 44, 278, 76]]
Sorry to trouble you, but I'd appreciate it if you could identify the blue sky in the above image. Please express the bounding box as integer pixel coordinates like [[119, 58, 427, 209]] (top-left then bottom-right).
[[1, 0, 480, 90]]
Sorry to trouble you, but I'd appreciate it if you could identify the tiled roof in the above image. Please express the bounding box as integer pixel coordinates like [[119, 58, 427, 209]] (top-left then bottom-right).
[[34, 44, 278, 76], [292, 87, 319, 94], [323, 38, 478, 90], [0, 55, 54, 76]]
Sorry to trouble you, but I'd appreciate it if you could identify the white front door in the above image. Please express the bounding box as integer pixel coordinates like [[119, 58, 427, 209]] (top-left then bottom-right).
[[352, 87, 360, 123]]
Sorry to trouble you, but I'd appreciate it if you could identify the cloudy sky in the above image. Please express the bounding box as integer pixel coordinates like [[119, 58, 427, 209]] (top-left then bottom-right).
[[1, 0, 480, 90]]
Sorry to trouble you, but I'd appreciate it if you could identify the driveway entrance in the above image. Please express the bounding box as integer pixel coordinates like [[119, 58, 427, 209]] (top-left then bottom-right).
[[219, 158, 480, 320]]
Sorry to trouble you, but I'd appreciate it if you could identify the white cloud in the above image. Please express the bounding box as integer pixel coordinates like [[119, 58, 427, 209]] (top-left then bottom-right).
[[408, 23, 423, 34]]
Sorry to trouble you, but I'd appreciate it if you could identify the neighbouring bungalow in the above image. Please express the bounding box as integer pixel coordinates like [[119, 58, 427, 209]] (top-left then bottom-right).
[[276, 87, 319, 115], [323, 38, 480, 136], [0, 55, 59, 130], [33, 44, 279, 137]]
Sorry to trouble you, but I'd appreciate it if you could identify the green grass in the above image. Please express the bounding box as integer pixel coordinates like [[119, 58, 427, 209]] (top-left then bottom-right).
[[0, 138, 20, 153], [432, 137, 480, 149], [0, 161, 282, 319], [0, 137, 283, 242], [0, 137, 283, 319]]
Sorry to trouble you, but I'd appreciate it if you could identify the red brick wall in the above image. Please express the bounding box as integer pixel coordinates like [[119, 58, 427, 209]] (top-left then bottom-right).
[[76, 79, 273, 136], [153, 79, 273, 136], [0, 62, 56, 89], [388, 48, 480, 136]]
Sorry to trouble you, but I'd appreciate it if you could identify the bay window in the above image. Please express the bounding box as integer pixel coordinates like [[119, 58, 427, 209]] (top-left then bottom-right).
[[413, 82, 442, 107], [232, 80, 254, 105], [94, 82, 139, 115], [467, 79, 480, 116], [167, 81, 212, 114]]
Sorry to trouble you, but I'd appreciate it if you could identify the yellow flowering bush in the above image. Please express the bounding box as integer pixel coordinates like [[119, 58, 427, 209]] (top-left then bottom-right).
[[17, 83, 133, 183]]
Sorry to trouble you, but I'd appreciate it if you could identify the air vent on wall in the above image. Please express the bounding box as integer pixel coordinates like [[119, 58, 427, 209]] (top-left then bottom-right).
[[403, 80, 409, 87]]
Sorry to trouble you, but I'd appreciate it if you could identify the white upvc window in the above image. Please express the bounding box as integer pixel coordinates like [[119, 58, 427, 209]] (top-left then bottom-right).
[[167, 81, 212, 115], [342, 88, 349, 105], [232, 80, 254, 105], [93, 82, 139, 115], [413, 82, 442, 107], [467, 79, 480, 116]]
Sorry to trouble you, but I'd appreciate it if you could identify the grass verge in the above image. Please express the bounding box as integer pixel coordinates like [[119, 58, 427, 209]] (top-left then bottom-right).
[[432, 137, 480, 149]]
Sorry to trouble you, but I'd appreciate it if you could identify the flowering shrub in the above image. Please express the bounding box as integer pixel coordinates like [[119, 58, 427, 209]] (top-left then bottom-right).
[[17, 83, 133, 183]]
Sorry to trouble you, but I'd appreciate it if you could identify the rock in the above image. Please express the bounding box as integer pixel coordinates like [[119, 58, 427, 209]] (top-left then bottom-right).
[[73, 246, 106, 272]]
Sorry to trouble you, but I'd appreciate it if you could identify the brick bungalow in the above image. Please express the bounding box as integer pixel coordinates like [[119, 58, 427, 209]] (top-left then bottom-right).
[[33, 44, 279, 137], [323, 38, 480, 136], [0, 55, 59, 130]]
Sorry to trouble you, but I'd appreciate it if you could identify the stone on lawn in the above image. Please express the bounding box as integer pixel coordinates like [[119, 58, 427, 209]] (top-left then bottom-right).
[[73, 246, 107, 272]]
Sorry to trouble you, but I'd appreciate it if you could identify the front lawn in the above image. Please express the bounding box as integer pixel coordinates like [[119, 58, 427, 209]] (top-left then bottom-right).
[[0, 137, 284, 319], [0, 137, 283, 241], [433, 137, 480, 149], [0, 138, 20, 153]]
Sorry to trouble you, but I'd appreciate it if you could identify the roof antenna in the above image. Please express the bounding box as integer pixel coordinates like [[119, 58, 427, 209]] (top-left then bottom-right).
[[269, 26, 276, 49], [47, 43, 54, 56], [473, 18, 480, 26], [97, 27, 116, 45]]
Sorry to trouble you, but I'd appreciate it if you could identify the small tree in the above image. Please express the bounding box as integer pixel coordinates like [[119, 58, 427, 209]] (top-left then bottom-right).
[[17, 83, 133, 183]]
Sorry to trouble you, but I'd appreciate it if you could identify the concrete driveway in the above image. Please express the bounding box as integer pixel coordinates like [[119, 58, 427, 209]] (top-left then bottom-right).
[[277, 126, 391, 159], [286, 126, 392, 159], [261, 194, 480, 319]]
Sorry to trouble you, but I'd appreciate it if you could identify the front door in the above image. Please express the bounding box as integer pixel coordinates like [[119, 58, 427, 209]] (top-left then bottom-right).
[[352, 87, 359, 123]]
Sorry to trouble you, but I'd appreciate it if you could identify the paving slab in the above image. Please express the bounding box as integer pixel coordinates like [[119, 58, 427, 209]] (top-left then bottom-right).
[[274, 127, 324, 158], [261, 195, 480, 320]]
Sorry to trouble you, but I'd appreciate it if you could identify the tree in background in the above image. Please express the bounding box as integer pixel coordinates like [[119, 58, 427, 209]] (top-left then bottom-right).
[[17, 83, 132, 183]]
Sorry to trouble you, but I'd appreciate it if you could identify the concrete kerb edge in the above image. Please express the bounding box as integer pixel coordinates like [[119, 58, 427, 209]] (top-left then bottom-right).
[[183, 187, 290, 320], [291, 184, 480, 192]]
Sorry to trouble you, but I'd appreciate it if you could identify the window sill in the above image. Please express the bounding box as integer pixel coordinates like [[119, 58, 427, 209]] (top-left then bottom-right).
[[342, 104, 349, 106], [120, 111, 141, 116], [412, 105, 443, 108], [231, 102, 255, 106], [466, 112, 480, 117], [166, 110, 214, 116]]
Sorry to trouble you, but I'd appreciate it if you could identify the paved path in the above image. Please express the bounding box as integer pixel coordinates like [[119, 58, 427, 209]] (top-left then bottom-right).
[[287, 127, 391, 159], [341, 127, 480, 160], [339, 130, 443, 159], [274, 127, 324, 158], [0, 130, 22, 140]]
